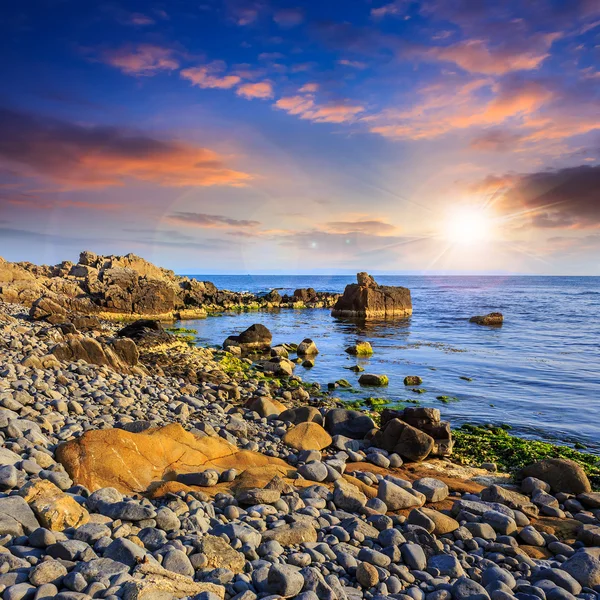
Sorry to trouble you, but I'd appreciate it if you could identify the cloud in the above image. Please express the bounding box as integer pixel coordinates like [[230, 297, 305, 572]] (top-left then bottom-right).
[[102, 44, 179, 76], [469, 128, 526, 151], [236, 81, 274, 99], [338, 59, 367, 69], [180, 64, 241, 89], [273, 8, 304, 28], [324, 220, 397, 235], [4, 196, 121, 212], [226, 0, 264, 25], [167, 212, 261, 229], [425, 33, 561, 75], [298, 83, 319, 93], [274, 96, 365, 123], [0, 108, 252, 189], [371, 1, 409, 19], [126, 13, 155, 26], [485, 164, 600, 228]]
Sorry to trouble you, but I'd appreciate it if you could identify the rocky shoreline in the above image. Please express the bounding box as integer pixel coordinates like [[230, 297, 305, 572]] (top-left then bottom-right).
[[1, 296, 600, 600]]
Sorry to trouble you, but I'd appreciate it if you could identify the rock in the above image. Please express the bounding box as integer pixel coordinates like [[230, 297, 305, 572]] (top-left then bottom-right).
[[0, 495, 40, 535], [19, 479, 89, 531], [297, 339, 319, 355], [358, 373, 389, 386], [560, 549, 600, 587], [333, 479, 368, 512], [577, 491, 600, 508], [237, 488, 280, 505], [122, 562, 225, 600], [162, 549, 194, 577], [356, 562, 379, 588], [452, 577, 490, 600], [377, 418, 434, 462], [403, 375, 422, 386], [298, 461, 328, 482], [104, 537, 150, 569], [470, 312, 503, 326], [195, 535, 245, 573], [400, 543, 427, 570], [345, 342, 373, 356], [417, 507, 459, 534], [278, 407, 323, 426], [428, 554, 464, 578], [29, 560, 68, 586], [325, 409, 375, 439], [116, 319, 172, 345], [267, 564, 304, 597], [412, 477, 449, 502], [262, 522, 318, 546], [332, 272, 412, 318], [51, 335, 139, 372], [519, 459, 591, 494], [378, 479, 423, 510], [480, 485, 538, 518], [0, 464, 18, 489], [176, 471, 219, 487], [250, 397, 284, 418], [56, 423, 290, 494], [223, 324, 272, 352], [283, 422, 332, 451]]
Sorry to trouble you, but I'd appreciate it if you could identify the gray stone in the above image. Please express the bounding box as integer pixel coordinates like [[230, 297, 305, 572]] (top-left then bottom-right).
[[400, 543, 426, 570], [452, 577, 490, 600], [28, 560, 67, 586], [378, 479, 422, 510], [267, 564, 304, 598], [298, 461, 328, 482], [103, 538, 149, 569], [412, 477, 449, 503], [162, 548, 194, 577], [427, 554, 464, 578]]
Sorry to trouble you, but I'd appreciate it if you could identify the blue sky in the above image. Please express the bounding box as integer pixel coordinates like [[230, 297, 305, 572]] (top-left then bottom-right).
[[0, 0, 599, 274]]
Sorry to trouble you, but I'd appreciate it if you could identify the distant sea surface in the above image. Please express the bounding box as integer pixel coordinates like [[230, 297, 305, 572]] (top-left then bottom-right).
[[181, 275, 600, 452]]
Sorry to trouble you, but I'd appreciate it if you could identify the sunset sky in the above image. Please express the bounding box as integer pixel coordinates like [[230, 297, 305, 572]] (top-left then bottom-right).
[[0, 0, 598, 274]]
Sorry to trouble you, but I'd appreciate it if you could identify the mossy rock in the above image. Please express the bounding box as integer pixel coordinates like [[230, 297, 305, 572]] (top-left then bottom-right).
[[404, 375, 422, 386]]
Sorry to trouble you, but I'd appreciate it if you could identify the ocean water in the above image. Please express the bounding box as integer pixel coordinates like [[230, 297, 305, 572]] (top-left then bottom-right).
[[180, 275, 600, 452]]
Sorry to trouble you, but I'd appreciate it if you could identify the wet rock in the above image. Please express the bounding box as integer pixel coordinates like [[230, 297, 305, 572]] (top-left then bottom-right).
[[223, 324, 272, 352], [297, 339, 319, 355], [325, 409, 375, 439], [358, 373, 388, 386], [345, 342, 373, 356], [519, 459, 591, 494], [470, 312, 503, 326]]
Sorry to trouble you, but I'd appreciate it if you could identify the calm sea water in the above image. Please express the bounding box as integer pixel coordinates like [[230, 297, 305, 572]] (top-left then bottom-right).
[[180, 276, 600, 452]]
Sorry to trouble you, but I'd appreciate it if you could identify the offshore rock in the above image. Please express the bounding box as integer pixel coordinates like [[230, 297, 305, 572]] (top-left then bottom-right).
[[223, 323, 272, 352], [470, 312, 503, 326], [332, 272, 412, 318]]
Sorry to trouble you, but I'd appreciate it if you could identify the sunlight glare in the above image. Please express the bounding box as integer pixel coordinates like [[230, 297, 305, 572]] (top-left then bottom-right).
[[443, 207, 493, 245]]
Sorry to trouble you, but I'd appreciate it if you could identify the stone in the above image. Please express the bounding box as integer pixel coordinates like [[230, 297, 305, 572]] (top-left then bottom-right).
[[162, 549, 194, 577], [480, 485, 538, 517], [195, 535, 245, 573], [324, 409, 375, 439], [519, 525, 546, 546], [412, 477, 449, 502], [0, 464, 18, 489], [358, 373, 389, 386], [417, 508, 459, 534], [283, 422, 332, 451], [345, 342, 373, 356], [378, 479, 423, 511], [333, 479, 368, 512], [400, 543, 427, 570], [223, 324, 272, 352], [262, 523, 318, 546], [404, 376, 422, 386], [298, 461, 328, 482], [0, 496, 40, 534], [249, 397, 284, 418], [278, 407, 323, 426], [104, 538, 150, 569], [267, 564, 304, 598], [332, 272, 412, 318], [297, 339, 319, 355], [29, 560, 68, 586], [51, 335, 139, 372], [19, 479, 89, 531], [428, 554, 464, 578], [378, 419, 434, 462], [519, 459, 591, 494], [452, 577, 490, 600], [356, 562, 379, 588], [470, 313, 503, 326], [55, 423, 290, 494]]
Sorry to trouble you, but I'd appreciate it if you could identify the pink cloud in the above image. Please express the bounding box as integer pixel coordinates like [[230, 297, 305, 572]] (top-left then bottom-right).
[[274, 96, 365, 123], [236, 81, 274, 99], [338, 59, 367, 69], [273, 8, 304, 28], [181, 65, 241, 89], [298, 83, 319, 93], [102, 44, 179, 76], [371, 1, 409, 19]]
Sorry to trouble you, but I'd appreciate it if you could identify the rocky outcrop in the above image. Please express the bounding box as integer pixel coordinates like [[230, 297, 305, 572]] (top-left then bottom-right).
[[332, 272, 412, 318], [518, 458, 591, 494], [223, 323, 272, 352], [117, 319, 173, 346], [56, 423, 292, 494], [1, 251, 340, 322], [51, 334, 140, 373], [470, 312, 503, 326], [373, 407, 453, 461]]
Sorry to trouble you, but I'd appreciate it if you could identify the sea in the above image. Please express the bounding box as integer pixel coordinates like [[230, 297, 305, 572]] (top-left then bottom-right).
[[179, 275, 600, 453]]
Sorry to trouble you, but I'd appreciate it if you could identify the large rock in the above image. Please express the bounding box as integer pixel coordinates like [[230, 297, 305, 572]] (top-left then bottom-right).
[[470, 312, 503, 326], [56, 423, 291, 494], [519, 459, 591, 494], [283, 422, 332, 451], [278, 407, 323, 426], [117, 320, 172, 346], [223, 324, 272, 352], [19, 479, 89, 531], [332, 272, 412, 319], [51, 334, 139, 373], [560, 548, 600, 587], [325, 409, 375, 439], [377, 418, 434, 462], [195, 535, 245, 573]]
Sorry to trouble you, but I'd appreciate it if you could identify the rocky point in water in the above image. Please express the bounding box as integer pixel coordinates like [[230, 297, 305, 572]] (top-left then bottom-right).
[[332, 272, 412, 318]]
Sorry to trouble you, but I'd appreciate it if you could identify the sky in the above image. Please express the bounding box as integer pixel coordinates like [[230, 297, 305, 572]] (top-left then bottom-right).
[[0, 0, 599, 275]]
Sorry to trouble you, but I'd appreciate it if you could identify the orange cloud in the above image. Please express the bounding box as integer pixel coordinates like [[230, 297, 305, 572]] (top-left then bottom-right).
[[325, 220, 397, 235], [236, 81, 274, 99], [102, 44, 179, 75], [167, 212, 261, 228], [181, 65, 241, 89], [298, 83, 319, 93], [274, 95, 365, 123], [0, 108, 252, 190], [426, 34, 561, 75]]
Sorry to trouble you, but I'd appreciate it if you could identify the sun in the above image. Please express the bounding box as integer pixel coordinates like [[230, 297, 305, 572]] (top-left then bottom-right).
[[443, 207, 494, 245]]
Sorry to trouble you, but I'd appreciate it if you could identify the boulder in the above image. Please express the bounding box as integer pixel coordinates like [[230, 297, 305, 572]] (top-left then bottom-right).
[[51, 334, 139, 373], [376, 418, 434, 462], [117, 320, 172, 346], [195, 535, 245, 573], [293, 288, 317, 303], [56, 423, 291, 494], [519, 459, 591, 494], [359, 373, 389, 386], [560, 548, 600, 588], [345, 341, 373, 356], [470, 312, 503, 326], [378, 479, 423, 511], [19, 479, 89, 531], [223, 324, 272, 352], [283, 422, 332, 451], [325, 409, 375, 439], [29, 296, 67, 324], [297, 338, 319, 355], [332, 272, 412, 318], [261, 522, 318, 546], [278, 407, 323, 426]]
